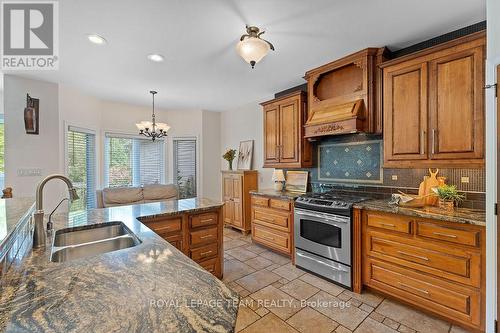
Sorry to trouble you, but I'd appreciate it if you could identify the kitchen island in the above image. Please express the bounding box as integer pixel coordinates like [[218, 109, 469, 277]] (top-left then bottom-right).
[[0, 198, 239, 333]]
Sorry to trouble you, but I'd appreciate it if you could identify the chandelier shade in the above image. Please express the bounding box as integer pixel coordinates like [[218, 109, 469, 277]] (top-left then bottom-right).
[[236, 26, 275, 68]]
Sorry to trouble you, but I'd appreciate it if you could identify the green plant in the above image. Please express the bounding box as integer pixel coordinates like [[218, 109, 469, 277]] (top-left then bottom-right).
[[435, 185, 465, 202]]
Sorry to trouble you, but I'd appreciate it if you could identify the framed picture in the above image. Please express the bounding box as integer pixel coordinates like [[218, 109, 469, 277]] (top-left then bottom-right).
[[24, 94, 39, 135], [237, 140, 254, 170], [285, 171, 308, 193]]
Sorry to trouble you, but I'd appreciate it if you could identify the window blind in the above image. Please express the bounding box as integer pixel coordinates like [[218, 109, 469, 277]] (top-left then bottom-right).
[[173, 138, 197, 199], [66, 127, 96, 211], [104, 133, 165, 187]]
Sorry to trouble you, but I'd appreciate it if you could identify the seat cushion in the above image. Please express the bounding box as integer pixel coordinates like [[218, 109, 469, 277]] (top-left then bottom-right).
[[143, 184, 178, 201], [102, 187, 144, 207]]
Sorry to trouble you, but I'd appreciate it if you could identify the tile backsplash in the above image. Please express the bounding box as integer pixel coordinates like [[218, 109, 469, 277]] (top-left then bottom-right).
[[287, 133, 485, 209]]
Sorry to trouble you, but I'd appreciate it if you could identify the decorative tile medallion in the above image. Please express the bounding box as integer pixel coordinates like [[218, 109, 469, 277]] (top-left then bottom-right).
[[318, 140, 383, 183]]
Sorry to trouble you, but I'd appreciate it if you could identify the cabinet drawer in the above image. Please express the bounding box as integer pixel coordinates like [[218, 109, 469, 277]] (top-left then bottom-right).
[[144, 217, 182, 236], [190, 212, 218, 229], [364, 258, 481, 328], [165, 234, 184, 253], [252, 196, 269, 207], [190, 227, 218, 247], [252, 207, 290, 231], [269, 199, 291, 211], [190, 243, 218, 262], [198, 257, 218, 274], [416, 221, 480, 247], [366, 211, 412, 234], [252, 224, 290, 254], [366, 230, 481, 287]]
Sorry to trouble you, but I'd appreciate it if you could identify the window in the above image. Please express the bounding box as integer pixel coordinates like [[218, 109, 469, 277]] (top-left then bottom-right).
[[104, 133, 165, 187], [66, 126, 96, 211], [173, 138, 197, 199]]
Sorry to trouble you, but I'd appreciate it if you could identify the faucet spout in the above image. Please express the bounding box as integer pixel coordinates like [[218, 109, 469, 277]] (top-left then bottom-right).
[[33, 174, 79, 248]]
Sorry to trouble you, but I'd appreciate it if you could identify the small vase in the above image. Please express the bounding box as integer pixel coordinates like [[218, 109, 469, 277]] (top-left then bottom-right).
[[228, 160, 233, 170], [438, 198, 454, 211]]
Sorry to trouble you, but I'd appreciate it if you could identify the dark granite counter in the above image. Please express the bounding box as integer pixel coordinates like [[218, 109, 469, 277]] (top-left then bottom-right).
[[354, 199, 485, 226], [250, 189, 303, 200], [0, 198, 239, 333]]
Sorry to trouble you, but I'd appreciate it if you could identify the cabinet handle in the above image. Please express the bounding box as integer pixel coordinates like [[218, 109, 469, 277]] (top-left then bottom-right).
[[380, 222, 395, 228], [432, 231, 457, 238], [200, 234, 214, 239], [200, 250, 213, 256], [420, 130, 426, 155], [397, 251, 429, 261], [398, 282, 429, 295], [200, 219, 213, 223], [431, 129, 437, 154]]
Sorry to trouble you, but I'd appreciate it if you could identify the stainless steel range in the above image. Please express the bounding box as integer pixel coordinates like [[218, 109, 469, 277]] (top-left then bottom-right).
[[294, 191, 368, 289]]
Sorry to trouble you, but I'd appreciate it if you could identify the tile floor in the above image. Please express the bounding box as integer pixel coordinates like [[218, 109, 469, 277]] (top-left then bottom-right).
[[222, 227, 471, 333]]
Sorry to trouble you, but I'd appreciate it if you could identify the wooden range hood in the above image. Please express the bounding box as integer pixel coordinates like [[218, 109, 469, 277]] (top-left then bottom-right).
[[304, 47, 389, 138]]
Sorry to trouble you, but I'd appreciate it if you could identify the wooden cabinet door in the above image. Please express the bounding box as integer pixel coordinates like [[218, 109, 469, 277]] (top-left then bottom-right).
[[428, 46, 484, 160], [384, 62, 428, 162], [232, 176, 243, 227], [279, 98, 299, 164], [222, 175, 233, 225], [263, 104, 280, 165]]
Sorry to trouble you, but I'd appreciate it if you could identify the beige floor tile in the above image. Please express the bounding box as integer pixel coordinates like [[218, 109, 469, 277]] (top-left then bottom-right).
[[236, 269, 282, 292], [245, 243, 269, 254], [265, 263, 282, 271], [240, 297, 259, 311], [224, 239, 248, 250], [245, 256, 274, 270], [354, 317, 399, 333], [251, 285, 302, 320], [359, 303, 374, 313], [383, 317, 400, 330], [235, 306, 260, 332], [368, 311, 385, 323], [223, 259, 256, 282], [286, 307, 339, 333], [227, 247, 259, 261], [335, 326, 353, 333], [299, 273, 346, 296], [375, 299, 450, 333], [307, 290, 369, 330], [260, 251, 291, 265], [449, 325, 473, 333], [279, 278, 320, 300], [341, 290, 384, 308], [255, 307, 270, 317], [240, 313, 299, 333], [273, 263, 306, 280], [397, 324, 416, 333]]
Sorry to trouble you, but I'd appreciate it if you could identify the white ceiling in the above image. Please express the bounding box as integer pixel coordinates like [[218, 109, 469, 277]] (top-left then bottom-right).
[[9, 0, 485, 111]]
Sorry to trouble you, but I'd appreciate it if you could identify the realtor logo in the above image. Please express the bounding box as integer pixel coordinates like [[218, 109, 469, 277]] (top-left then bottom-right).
[[1, 1, 59, 70]]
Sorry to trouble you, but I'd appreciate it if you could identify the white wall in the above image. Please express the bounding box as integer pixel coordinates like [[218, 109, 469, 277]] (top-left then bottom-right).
[[4, 75, 63, 210], [486, 0, 499, 331], [220, 102, 274, 191], [202, 110, 221, 200]]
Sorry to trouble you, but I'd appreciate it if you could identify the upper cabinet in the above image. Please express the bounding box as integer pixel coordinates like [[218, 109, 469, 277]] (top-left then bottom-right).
[[261, 91, 313, 168], [382, 32, 485, 168], [303, 48, 389, 138]]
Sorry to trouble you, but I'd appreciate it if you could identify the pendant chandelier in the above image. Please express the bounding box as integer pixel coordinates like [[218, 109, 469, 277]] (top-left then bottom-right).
[[136, 91, 170, 141], [236, 25, 275, 68]]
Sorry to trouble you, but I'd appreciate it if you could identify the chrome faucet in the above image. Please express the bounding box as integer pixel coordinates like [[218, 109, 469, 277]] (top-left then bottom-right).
[[33, 174, 79, 248]]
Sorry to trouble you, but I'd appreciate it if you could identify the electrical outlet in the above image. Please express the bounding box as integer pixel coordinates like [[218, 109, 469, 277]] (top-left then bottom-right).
[[461, 176, 470, 183], [391, 175, 398, 181], [17, 168, 42, 177]]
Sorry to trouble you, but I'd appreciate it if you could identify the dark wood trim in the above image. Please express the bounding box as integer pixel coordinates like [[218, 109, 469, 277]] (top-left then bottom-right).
[[352, 208, 362, 294]]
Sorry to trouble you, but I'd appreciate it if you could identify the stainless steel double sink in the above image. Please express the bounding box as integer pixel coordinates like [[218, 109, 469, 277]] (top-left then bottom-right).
[[50, 222, 142, 263]]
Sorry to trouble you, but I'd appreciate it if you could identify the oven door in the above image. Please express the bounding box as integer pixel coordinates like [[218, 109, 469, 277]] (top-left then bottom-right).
[[294, 208, 351, 265]]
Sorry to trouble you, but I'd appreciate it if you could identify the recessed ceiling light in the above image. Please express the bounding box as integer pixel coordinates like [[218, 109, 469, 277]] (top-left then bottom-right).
[[87, 34, 107, 45], [147, 54, 165, 62]]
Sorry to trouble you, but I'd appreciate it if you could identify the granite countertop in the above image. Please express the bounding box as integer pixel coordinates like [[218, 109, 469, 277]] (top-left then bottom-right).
[[0, 198, 239, 333], [0, 197, 36, 255], [250, 189, 303, 200], [354, 199, 486, 226]]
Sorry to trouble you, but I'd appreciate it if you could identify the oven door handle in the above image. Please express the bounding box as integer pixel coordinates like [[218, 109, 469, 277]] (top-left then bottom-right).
[[296, 252, 349, 273], [295, 210, 349, 223]]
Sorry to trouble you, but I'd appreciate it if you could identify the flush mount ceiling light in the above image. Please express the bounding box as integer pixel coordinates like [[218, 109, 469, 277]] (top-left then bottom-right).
[[87, 34, 107, 45], [147, 54, 165, 62], [136, 91, 170, 141], [236, 25, 275, 69]]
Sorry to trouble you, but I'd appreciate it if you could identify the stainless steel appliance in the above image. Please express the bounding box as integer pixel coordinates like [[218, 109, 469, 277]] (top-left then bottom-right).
[[294, 192, 368, 289]]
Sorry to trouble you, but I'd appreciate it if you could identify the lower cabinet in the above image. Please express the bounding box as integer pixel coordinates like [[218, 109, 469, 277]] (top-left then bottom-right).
[[360, 210, 485, 332], [250, 194, 294, 257], [140, 208, 223, 279]]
